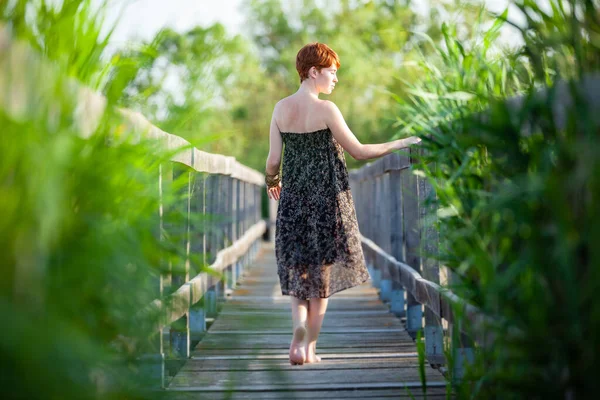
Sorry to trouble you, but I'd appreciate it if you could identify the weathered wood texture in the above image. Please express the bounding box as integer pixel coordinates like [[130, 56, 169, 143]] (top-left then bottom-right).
[[349, 149, 489, 376], [165, 241, 448, 398]]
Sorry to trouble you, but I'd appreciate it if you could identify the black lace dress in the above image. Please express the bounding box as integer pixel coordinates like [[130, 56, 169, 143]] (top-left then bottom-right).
[[275, 128, 370, 300]]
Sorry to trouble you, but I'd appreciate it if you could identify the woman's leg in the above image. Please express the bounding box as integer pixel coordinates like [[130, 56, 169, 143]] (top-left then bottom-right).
[[289, 295, 309, 365], [305, 297, 329, 363]]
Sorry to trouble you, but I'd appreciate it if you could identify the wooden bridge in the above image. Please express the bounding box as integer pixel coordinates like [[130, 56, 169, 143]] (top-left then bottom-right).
[[164, 241, 448, 399], [120, 132, 478, 398], [137, 139, 477, 399], [2, 27, 483, 399]]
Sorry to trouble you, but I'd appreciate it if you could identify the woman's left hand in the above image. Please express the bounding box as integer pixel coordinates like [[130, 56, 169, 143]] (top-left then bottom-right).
[[267, 182, 281, 201]]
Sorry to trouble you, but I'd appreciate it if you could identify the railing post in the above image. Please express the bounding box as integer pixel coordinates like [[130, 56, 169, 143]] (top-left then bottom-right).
[[189, 297, 206, 340], [204, 174, 221, 314], [216, 174, 225, 253], [379, 173, 393, 302], [418, 155, 444, 365], [356, 177, 372, 275], [138, 162, 168, 388], [238, 180, 244, 241], [204, 285, 218, 318], [389, 159, 407, 317], [232, 178, 238, 243], [206, 174, 216, 266], [168, 161, 193, 360], [224, 176, 234, 294], [222, 175, 231, 296], [201, 173, 208, 270], [240, 180, 246, 270], [403, 149, 423, 338], [244, 181, 249, 234], [369, 177, 380, 285], [189, 173, 207, 340], [160, 162, 174, 292], [224, 176, 232, 248], [237, 180, 246, 276], [215, 175, 226, 305], [169, 317, 190, 360], [253, 183, 261, 262], [171, 162, 192, 287], [448, 272, 475, 383], [243, 181, 251, 271]]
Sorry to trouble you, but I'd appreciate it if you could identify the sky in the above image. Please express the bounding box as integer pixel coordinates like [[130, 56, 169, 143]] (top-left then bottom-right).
[[103, 0, 525, 51], [104, 0, 246, 49], [99, 0, 526, 119]]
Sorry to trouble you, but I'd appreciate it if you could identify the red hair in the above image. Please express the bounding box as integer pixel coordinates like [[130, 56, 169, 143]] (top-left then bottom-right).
[[296, 42, 341, 83]]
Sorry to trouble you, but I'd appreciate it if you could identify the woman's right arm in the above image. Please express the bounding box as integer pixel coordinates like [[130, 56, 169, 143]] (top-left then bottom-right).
[[323, 101, 421, 160]]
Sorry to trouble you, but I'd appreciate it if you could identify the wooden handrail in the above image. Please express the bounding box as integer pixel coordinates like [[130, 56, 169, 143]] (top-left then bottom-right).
[[1, 24, 268, 386], [140, 220, 266, 331], [349, 146, 478, 372], [0, 24, 264, 186]]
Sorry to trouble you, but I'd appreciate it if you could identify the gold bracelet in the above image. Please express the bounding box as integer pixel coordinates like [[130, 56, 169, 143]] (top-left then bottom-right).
[[265, 172, 280, 188]]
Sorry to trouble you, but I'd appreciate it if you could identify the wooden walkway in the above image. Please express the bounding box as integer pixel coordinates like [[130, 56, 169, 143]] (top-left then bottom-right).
[[165, 241, 448, 399]]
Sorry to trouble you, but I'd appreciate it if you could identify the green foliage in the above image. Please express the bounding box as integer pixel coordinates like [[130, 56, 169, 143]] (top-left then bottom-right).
[[114, 0, 477, 172], [1, 0, 116, 90], [393, 1, 600, 397], [241, 0, 429, 169], [0, 108, 176, 400], [0, 3, 191, 399], [6, 0, 599, 397]]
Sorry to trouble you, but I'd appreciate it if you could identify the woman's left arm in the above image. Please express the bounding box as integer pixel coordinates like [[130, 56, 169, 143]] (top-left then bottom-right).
[[266, 105, 282, 200], [266, 105, 282, 175]]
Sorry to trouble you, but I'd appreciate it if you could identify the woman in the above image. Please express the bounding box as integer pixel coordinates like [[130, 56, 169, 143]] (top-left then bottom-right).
[[265, 42, 421, 366]]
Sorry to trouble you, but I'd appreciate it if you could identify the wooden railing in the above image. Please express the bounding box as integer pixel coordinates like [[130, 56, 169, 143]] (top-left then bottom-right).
[[135, 133, 266, 387], [0, 25, 267, 388], [349, 148, 479, 380], [347, 74, 600, 380]]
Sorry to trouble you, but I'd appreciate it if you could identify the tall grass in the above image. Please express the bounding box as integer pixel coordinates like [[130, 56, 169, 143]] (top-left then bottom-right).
[[395, 1, 600, 397], [0, 1, 194, 398]]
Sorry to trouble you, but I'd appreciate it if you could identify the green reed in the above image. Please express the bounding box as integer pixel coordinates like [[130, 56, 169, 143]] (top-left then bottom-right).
[[0, 1, 199, 398], [394, 1, 600, 398]]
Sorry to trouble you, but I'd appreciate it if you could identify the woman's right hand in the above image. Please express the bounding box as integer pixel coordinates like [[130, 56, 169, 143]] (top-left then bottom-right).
[[396, 136, 422, 149], [267, 182, 281, 201]]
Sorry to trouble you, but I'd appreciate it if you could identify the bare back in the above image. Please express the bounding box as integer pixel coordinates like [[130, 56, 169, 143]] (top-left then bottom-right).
[[267, 93, 415, 165], [274, 95, 330, 133]]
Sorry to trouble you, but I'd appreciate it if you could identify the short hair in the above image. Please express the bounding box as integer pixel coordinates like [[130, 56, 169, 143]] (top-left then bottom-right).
[[296, 42, 341, 83]]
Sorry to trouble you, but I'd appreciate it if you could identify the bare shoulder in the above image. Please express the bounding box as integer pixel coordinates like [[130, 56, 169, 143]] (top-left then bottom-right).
[[273, 96, 295, 115], [320, 99, 341, 114], [319, 100, 343, 122], [273, 98, 285, 112], [315, 99, 333, 110], [277, 95, 297, 106], [271, 98, 286, 123]]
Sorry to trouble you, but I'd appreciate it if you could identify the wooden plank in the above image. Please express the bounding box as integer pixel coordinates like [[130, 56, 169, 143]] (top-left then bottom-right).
[[195, 332, 412, 350], [179, 356, 436, 371], [191, 352, 420, 360], [207, 318, 402, 331], [207, 328, 406, 334], [189, 345, 426, 359], [220, 301, 389, 311], [218, 309, 391, 316], [191, 345, 419, 357], [169, 368, 445, 389], [167, 241, 446, 396], [164, 388, 450, 400], [206, 313, 404, 324]]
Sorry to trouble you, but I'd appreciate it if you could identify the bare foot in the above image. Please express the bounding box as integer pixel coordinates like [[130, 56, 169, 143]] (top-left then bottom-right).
[[289, 326, 306, 365], [305, 343, 322, 363]]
